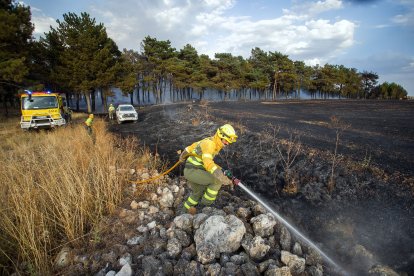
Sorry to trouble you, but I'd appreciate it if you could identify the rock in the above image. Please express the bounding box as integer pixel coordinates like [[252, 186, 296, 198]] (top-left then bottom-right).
[[368, 264, 399, 276], [147, 206, 159, 214], [292, 242, 302, 256], [241, 262, 260, 276], [141, 172, 150, 180], [220, 253, 231, 266], [141, 256, 162, 275], [119, 253, 132, 266], [167, 237, 182, 258], [280, 226, 292, 251], [251, 213, 276, 237], [194, 215, 246, 258], [186, 260, 203, 276], [244, 236, 270, 261], [149, 193, 158, 202], [153, 238, 167, 253], [174, 214, 194, 232], [118, 208, 129, 218], [181, 244, 197, 261], [230, 252, 248, 265], [172, 228, 191, 247], [205, 263, 221, 276], [223, 205, 235, 214], [137, 225, 148, 233], [305, 247, 322, 266], [258, 259, 279, 273], [137, 201, 150, 209], [170, 184, 179, 193], [147, 221, 156, 229], [236, 207, 252, 220], [115, 263, 132, 276], [138, 211, 145, 221], [174, 258, 189, 275], [102, 251, 117, 263], [193, 213, 208, 229], [54, 247, 72, 268], [161, 260, 174, 275], [159, 187, 174, 208], [307, 264, 323, 276], [265, 265, 292, 276], [223, 262, 240, 275], [281, 250, 306, 275], [159, 227, 167, 240], [252, 204, 267, 216], [73, 255, 88, 267], [201, 207, 226, 216], [130, 200, 139, 210], [196, 242, 216, 264], [126, 235, 145, 245]]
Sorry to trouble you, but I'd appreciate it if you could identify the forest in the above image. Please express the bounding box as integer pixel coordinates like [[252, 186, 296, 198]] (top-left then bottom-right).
[[0, 1, 408, 114]]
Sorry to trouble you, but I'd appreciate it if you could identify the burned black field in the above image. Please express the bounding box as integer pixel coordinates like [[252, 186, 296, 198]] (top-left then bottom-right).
[[109, 100, 414, 275]]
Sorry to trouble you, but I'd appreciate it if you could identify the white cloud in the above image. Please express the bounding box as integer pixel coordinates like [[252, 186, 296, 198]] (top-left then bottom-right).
[[25, 0, 356, 69], [21, 1, 56, 37], [288, 0, 343, 18], [304, 58, 322, 66], [29, 9, 57, 37], [392, 12, 414, 27], [392, 0, 414, 27]]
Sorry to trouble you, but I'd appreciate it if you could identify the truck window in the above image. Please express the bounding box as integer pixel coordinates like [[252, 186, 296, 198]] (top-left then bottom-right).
[[22, 96, 58, 110]]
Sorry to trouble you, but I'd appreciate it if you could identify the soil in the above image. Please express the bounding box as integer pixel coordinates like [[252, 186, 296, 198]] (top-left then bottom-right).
[[108, 99, 414, 275]]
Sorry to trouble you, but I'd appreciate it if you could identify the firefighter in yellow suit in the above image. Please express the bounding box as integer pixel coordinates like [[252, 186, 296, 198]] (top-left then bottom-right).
[[84, 114, 94, 136], [108, 104, 115, 120], [180, 124, 238, 215]]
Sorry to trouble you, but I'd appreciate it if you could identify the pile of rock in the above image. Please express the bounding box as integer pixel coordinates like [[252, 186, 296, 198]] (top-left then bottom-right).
[[58, 173, 326, 276], [59, 173, 397, 275]]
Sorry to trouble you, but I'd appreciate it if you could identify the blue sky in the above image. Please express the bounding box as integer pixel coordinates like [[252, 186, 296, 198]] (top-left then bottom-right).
[[23, 0, 414, 95]]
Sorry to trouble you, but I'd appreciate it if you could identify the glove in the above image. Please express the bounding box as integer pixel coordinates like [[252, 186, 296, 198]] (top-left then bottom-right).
[[222, 169, 233, 179], [232, 177, 240, 186], [178, 150, 189, 163], [213, 169, 232, 186]]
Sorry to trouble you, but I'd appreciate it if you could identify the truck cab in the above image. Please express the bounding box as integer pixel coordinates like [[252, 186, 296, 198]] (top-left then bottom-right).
[[20, 91, 71, 130]]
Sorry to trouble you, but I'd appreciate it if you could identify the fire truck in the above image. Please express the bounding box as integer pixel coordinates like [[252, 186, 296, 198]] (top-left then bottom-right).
[[20, 91, 71, 130]]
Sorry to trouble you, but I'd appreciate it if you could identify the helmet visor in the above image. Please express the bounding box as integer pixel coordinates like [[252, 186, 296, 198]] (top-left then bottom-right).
[[222, 133, 237, 143]]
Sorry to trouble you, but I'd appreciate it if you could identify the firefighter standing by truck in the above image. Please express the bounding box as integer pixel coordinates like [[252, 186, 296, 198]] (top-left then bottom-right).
[[179, 124, 238, 215], [108, 104, 115, 120]]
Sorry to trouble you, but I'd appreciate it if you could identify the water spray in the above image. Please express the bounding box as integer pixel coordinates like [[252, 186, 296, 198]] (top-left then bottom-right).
[[232, 178, 345, 274]]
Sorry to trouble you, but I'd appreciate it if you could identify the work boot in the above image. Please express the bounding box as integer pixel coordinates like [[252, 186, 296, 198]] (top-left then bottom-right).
[[188, 207, 197, 215]]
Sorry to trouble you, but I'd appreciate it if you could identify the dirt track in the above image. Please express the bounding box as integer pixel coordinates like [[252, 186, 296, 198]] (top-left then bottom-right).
[[109, 99, 414, 274]]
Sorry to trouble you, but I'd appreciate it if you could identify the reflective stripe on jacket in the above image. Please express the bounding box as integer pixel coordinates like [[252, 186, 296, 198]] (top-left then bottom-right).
[[185, 133, 224, 174]]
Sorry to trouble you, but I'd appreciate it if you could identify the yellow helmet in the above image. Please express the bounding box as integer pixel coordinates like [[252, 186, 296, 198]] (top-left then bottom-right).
[[89, 114, 94, 119], [217, 124, 238, 143]]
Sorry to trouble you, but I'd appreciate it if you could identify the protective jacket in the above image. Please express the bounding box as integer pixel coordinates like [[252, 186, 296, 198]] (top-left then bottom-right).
[[108, 105, 115, 112], [184, 132, 224, 174], [85, 117, 93, 127]]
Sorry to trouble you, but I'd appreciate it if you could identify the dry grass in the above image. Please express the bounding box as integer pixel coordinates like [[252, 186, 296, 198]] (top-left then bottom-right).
[[0, 115, 156, 274], [328, 115, 350, 193]]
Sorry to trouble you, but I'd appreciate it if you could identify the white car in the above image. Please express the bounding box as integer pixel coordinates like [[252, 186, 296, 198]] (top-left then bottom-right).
[[116, 104, 138, 124]]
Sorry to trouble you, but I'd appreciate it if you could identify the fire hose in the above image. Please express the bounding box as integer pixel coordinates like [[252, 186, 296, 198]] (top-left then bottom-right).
[[225, 174, 343, 273], [129, 153, 199, 185]]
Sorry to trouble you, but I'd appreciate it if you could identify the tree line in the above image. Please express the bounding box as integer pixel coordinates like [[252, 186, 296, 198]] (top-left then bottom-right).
[[0, 1, 408, 114]]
